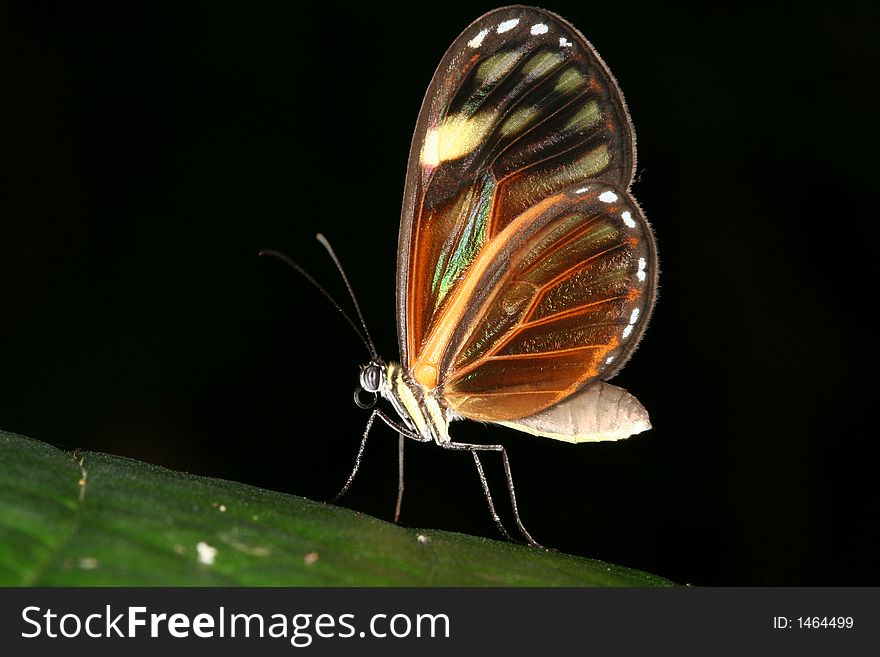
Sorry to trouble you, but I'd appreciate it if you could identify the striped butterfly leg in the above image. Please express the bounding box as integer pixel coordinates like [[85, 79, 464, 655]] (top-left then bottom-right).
[[331, 408, 428, 506], [440, 439, 540, 547]]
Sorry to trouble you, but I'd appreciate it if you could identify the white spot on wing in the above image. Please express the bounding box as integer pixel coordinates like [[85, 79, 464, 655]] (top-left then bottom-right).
[[575, 186, 590, 194], [622, 325, 634, 339], [629, 308, 640, 324], [605, 356, 615, 365], [599, 190, 618, 203], [468, 28, 489, 48], [497, 18, 520, 33], [559, 37, 572, 47], [197, 541, 218, 565], [531, 23, 548, 35], [637, 257, 647, 282], [622, 210, 635, 228]]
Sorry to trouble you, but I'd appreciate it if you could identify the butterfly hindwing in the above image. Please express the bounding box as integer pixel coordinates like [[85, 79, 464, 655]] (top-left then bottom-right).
[[426, 183, 656, 421], [397, 6, 637, 367]]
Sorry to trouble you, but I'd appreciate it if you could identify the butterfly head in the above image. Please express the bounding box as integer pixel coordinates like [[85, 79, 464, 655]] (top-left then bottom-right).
[[354, 358, 387, 409], [359, 359, 387, 393]]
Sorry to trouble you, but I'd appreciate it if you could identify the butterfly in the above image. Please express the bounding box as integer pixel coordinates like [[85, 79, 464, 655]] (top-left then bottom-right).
[[264, 6, 657, 547]]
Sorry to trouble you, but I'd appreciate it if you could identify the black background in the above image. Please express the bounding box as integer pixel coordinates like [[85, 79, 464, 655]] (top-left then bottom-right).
[[1, 1, 877, 585]]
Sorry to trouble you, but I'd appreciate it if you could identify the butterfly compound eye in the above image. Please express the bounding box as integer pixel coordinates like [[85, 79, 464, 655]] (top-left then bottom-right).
[[360, 364, 383, 393]]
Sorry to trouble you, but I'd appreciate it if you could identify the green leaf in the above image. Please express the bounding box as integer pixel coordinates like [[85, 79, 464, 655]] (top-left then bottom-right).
[[0, 431, 674, 586]]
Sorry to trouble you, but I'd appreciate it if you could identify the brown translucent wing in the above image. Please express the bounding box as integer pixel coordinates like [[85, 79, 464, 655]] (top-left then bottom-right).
[[397, 6, 636, 368], [428, 183, 656, 421]]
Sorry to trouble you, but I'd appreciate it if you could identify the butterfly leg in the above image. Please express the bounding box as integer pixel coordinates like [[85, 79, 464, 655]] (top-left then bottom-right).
[[331, 409, 420, 504], [394, 433, 405, 523], [441, 440, 540, 547], [469, 448, 514, 542]]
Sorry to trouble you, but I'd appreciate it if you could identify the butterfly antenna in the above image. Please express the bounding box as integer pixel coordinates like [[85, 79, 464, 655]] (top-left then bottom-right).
[[258, 249, 375, 358], [315, 233, 379, 360]]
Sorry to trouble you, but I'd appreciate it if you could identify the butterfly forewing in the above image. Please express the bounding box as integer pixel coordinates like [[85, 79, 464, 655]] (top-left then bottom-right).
[[397, 6, 656, 423], [398, 7, 636, 365]]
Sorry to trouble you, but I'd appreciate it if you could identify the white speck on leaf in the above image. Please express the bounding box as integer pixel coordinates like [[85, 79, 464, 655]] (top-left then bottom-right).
[[304, 551, 319, 566], [196, 541, 218, 565], [78, 557, 98, 570]]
